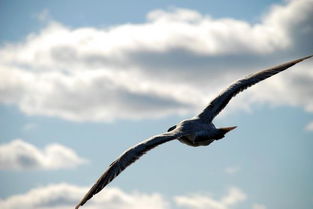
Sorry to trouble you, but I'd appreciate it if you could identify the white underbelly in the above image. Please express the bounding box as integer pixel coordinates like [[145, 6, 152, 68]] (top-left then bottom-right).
[[178, 135, 214, 147]]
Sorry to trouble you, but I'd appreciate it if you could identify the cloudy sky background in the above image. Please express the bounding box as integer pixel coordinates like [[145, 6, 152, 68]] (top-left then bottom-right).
[[0, 0, 313, 209]]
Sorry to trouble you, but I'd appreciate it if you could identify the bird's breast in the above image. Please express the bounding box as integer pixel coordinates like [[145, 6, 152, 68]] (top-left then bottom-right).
[[176, 119, 216, 147]]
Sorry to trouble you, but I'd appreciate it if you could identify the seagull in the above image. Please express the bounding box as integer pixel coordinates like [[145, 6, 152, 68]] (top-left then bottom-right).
[[75, 55, 312, 209]]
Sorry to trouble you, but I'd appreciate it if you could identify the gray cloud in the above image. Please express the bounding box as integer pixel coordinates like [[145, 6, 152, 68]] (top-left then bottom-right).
[[0, 139, 87, 170], [0, 66, 194, 121], [0, 0, 312, 121]]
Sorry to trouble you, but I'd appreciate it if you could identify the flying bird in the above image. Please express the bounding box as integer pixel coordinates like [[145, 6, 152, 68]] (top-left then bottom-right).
[[76, 55, 312, 209]]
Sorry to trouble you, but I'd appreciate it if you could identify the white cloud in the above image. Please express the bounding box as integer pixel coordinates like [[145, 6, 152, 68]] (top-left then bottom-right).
[[174, 187, 246, 209], [0, 184, 263, 209], [22, 123, 37, 131], [0, 0, 312, 122], [0, 183, 169, 209], [35, 9, 51, 22], [225, 166, 240, 175], [0, 139, 87, 170], [0, 65, 195, 121], [0, 184, 268, 209], [305, 121, 313, 131], [252, 203, 267, 209]]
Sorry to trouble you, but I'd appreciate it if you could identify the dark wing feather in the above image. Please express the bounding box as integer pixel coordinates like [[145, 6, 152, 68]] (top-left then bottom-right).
[[75, 131, 182, 209], [198, 55, 312, 122]]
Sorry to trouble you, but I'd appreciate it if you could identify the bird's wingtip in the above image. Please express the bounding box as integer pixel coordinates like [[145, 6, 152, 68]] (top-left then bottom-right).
[[75, 204, 80, 209], [295, 54, 313, 63]]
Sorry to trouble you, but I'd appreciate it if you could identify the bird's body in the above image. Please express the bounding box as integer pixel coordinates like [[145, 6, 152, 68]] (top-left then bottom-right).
[[170, 118, 230, 147], [76, 55, 312, 209]]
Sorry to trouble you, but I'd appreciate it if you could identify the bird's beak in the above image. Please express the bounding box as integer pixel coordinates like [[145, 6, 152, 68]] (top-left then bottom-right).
[[220, 126, 237, 133]]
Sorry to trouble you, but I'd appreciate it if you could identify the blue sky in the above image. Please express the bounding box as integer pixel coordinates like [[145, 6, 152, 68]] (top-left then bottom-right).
[[0, 0, 313, 209]]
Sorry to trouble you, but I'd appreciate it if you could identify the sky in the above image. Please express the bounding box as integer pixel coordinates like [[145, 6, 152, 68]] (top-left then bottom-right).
[[0, 0, 313, 209]]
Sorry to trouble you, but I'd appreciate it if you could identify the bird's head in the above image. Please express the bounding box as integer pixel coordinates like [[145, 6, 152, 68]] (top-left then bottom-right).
[[217, 126, 237, 139]]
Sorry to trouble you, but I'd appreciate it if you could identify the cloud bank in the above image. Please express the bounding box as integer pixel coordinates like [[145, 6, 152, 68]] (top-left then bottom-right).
[[175, 187, 246, 209], [0, 139, 87, 170], [0, 0, 312, 122], [0, 184, 169, 209], [0, 184, 257, 209]]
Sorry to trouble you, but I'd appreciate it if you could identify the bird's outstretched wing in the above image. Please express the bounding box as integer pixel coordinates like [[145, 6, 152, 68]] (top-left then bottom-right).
[[75, 131, 182, 209], [198, 55, 312, 122]]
